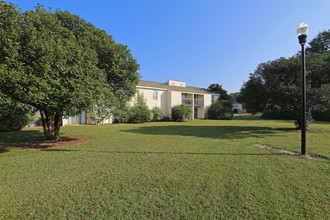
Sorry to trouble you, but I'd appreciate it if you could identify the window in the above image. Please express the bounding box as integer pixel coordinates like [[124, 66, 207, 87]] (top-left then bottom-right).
[[153, 90, 158, 100], [211, 95, 215, 103]]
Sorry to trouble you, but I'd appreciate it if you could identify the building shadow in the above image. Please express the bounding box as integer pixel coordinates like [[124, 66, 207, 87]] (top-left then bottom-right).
[[123, 125, 280, 140]]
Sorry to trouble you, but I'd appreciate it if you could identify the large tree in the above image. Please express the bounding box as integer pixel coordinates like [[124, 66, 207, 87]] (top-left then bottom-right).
[[207, 84, 230, 100], [0, 2, 139, 140], [238, 53, 330, 128], [306, 29, 330, 54]]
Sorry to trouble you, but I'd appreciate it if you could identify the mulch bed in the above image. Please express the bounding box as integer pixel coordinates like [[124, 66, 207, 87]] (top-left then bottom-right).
[[1, 136, 93, 150]]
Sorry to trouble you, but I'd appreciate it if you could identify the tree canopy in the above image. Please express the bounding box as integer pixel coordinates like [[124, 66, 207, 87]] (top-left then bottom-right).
[[238, 30, 330, 128], [0, 2, 140, 139], [207, 84, 230, 100], [306, 29, 330, 54]]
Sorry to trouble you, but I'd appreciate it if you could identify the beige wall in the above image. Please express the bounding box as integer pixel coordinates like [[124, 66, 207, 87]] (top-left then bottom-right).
[[133, 88, 168, 115], [204, 94, 211, 118], [130, 86, 220, 120], [166, 90, 182, 117], [171, 91, 182, 106]]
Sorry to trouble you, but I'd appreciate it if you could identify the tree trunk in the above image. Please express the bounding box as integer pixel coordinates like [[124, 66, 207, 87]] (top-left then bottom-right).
[[40, 109, 62, 140]]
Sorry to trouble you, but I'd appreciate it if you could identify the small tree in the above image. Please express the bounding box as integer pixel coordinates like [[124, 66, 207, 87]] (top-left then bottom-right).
[[126, 92, 151, 123], [208, 100, 233, 120], [151, 107, 165, 121], [171, 104, 192, 122]]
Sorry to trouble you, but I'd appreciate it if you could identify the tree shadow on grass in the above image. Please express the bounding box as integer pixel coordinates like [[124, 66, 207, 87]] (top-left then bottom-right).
[[43, 148, 295, 157], [122, 125, 281, 140], [0, 130, 44, 146]]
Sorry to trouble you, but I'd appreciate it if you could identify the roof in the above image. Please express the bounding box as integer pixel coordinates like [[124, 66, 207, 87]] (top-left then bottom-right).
[[137, 80, 219, 95]]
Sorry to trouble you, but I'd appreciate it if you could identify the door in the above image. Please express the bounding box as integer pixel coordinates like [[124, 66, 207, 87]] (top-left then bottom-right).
[[194, 107, 198, 119]]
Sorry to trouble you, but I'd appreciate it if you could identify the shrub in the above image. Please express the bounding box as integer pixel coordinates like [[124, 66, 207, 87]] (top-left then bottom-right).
[[0, 103, 30, 132], [126, 106, 151, 123], [207, 100, 233, 120], [171, 104, 192, 122], [126, 92, 151, 123], [151, 107, 165, 121]]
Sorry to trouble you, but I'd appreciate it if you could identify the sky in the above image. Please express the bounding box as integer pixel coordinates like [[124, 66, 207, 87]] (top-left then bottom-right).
[[7, 0, 330, 93]]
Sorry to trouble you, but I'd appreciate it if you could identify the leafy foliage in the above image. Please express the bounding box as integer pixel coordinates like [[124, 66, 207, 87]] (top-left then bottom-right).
[[229, 92, 241, 102], [207, 100, 233, 120], [126, 106, 151, 123], [151, 107, 165, 121], [207, 84, 230, 100], [171, 104, 192, 122], [0, 2, 139, 139], [306, 29, 330, 54], [126, 92, 151, 123], [311, 110, 330, 122], [0, 100, 32, 132], [238, 47, 330, 128]]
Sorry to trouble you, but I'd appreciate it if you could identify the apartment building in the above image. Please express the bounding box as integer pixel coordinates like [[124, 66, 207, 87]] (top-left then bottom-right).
[[133, 80, 220, 119], [62, 80, 220, 125]]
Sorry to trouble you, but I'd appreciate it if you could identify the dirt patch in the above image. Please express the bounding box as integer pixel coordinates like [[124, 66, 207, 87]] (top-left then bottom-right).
[[1, 136, 93, 150], [252, 144, 328, 160], [252, 144, 299, 155]]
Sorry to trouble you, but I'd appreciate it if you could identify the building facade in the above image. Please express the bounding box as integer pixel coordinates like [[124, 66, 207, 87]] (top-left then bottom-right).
[[62, 80, 220, 125], [132, 80, 220, 119]]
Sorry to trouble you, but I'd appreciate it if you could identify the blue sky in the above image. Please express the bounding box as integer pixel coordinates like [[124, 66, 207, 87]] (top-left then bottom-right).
[[9, 0, 330, 93]]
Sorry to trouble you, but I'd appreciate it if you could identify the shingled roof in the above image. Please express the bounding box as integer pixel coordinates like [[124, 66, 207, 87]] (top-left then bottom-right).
[[137, 80, 216, 95]]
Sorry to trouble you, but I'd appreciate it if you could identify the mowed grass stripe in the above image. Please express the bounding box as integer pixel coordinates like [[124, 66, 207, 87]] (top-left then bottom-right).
[[0, 117, 329, 219]]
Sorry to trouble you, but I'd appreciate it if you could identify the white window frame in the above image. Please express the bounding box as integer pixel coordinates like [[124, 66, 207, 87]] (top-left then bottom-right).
[[153, 90, 158, 100]]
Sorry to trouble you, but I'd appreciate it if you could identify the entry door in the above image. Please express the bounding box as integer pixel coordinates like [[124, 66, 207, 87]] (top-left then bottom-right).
[[194, 107, 198, 119]]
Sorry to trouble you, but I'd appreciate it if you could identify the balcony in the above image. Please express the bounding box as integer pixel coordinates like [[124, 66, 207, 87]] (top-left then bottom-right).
[[182, 98, 204, 106], [194, 99, 204, 106], [182, 98, 193, 105]]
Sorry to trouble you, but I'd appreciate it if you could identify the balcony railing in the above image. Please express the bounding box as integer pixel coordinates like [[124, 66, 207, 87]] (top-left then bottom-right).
[[182, 98, 204, 106], [194, 99, 204, 106], [182, 98, 193, 105]]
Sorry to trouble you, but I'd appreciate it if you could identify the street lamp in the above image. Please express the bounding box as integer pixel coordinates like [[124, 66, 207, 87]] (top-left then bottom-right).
[[297, 22, 309, 155]]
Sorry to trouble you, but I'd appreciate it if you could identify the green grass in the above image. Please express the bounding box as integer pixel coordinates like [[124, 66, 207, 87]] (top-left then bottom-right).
[[0, 117, 329, 219]]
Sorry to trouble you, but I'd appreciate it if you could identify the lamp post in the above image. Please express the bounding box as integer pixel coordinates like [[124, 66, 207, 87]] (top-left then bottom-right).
[[297, 22, 309, 155]]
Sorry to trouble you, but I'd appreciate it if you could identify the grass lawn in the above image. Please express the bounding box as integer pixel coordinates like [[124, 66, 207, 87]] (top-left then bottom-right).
[[0, 116, 329, 219]]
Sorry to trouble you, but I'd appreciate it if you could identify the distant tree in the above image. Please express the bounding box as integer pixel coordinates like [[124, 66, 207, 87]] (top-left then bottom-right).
[[207, 84, 230, 100], [306, 29, 330, 54], [238, 53, 330, 128], [237, 76, 266, 114], [229, 92, 241, 102], [0, 3, 139, 139]]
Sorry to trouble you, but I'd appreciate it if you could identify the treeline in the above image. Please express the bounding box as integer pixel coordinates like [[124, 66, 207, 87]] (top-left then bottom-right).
[[237, 29, 330, 127]]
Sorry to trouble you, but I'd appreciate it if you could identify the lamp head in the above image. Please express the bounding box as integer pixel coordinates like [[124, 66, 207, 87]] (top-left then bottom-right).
[[297, 22, 309, 45]]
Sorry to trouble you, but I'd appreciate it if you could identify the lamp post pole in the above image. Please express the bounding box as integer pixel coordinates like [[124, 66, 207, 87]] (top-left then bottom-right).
[[297, 22, 309, 155], [300, 39, 306, 155]]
